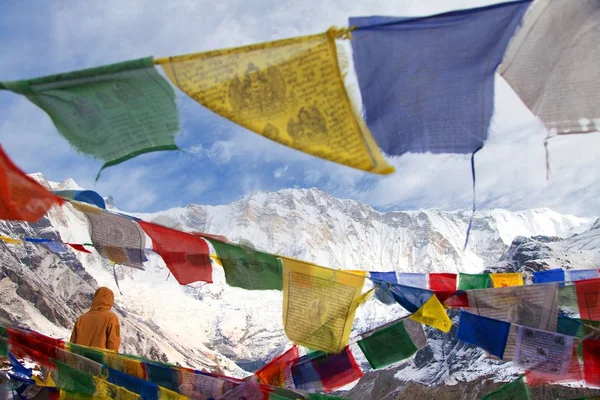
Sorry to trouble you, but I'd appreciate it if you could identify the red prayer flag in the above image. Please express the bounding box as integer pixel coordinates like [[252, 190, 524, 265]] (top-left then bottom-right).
[[7, 327, 64, 367], [139, 221, 212, 285], [583, 340, 600, 386], [67, 243, 92, 254], [576, 278, 600, 321], [255, 346, 299, 387], [0, 145, 64, 222], [430, 273, 457, 302]]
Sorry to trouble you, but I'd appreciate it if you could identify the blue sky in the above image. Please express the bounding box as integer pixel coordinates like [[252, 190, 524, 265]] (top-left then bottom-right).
[[1, 0, 599, 217]]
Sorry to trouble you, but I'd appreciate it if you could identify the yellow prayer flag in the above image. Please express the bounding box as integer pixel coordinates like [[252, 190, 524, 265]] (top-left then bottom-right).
[[490, 273, 524, 288], [158, 29, 394, 175], [409, 295, 452, 333], [281, 257, 365, 353], [0, 236, 22, 245]]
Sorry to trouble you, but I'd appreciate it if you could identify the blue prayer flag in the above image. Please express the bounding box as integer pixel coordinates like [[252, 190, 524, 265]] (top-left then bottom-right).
[[44, 242, 67, 254], [53, 190, 106, 209], [456, 311, 510, 358], [533, 268, 565, 284], [397, 272, 427, 289], [569, 269, 600, 282], [24, 238, 52, 243], [389, 284, 434, 313], [370, 271, 398, 284], [349, 1, 531, 156], [108, 368, 158, 400]]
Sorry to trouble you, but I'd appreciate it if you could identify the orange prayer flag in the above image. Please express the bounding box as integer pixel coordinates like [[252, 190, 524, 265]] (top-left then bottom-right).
[[0, 145, 64, 222]]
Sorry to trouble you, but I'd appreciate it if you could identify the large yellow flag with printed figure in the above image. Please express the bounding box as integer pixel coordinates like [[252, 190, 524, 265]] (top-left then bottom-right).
[[490, 273, 524, 288], [158, 29, 393, 175], [281, 258, 366, 353], [409, 295, 452, 333]]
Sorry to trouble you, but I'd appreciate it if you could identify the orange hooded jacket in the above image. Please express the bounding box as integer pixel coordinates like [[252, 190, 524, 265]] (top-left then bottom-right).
[[70, 287, 120, 351]]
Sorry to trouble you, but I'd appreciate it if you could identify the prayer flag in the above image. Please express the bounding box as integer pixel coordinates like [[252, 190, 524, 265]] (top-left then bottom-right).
[[107, 368, 158, 399], [358, 318, 426, 369], [456, 312, 510, 359], [220, 379, 265, 400], [389, 284, 434, 313], [575, 278, 600, 321], [490, 272, 524, 288], [74, 202, 146, 269], [480, 377, 530, 400], [532, 269, 565, 285], [53, 190, 106, 209], [255, 346, 299, 387], [500, 0, 600, 134], [145, 362, 180, 392], [0, 145, 64, 222], [429, 273, 457, 302], [513, 326, 574, 375], [409, 294, 452, 333], [67, 243, 92, 254], [159, 30, 393, 175], [557, 316, 584, 338], [68, 343, 105, 364], [208, 239, 282, 290], [569, 269, 600, 282], [0, 236, 22, 245], [583, 340, 600, 387], [466, 283, 559, 332], [0, 58, 180, 177], [369, 271, 397, 284], [179, 369, 236, 399], [139, 221, 212, 285], [44, 242, 67, 254], [291, 347, 363, 392], [559, 285, 580, 309], [526, 347, 583, 386], [349, 1, 531, 156], [458, 273, 489, 290], [397, 272, 427, 289], [281, 258, 365, 353]]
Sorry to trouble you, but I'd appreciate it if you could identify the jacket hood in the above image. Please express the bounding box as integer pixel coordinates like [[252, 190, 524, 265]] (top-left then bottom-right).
[[90, 287, 114, 312]]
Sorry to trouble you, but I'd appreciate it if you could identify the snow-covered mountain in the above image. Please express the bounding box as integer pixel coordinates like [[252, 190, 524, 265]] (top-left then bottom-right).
[[1, 174, 599, 399]]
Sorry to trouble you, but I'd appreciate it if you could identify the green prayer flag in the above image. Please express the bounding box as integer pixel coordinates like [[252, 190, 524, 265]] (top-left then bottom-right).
[[480, 377, 530, 400], [309, 394, 349, 400], [357, 320, 419, 369], [559, 285, 579, 308], [458, 273, 490, 290], [54, 359, 96, 396], [209, 239, 282, 290], [0, 57, 180, 179], [0, 337, 8, 357], [69, 343, 105, 364], [0, 325, 6, 338]]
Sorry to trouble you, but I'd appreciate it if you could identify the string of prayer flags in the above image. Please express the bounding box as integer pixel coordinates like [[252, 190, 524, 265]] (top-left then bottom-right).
[[0, 145, 64, 222], [480, 377, 531, 400], [513, 326, 574, 375], [53, 190, 106, 209], [291, 347, 363, 393], [255, 346, 299, 387], [158, 29, 394, 175], [583, 340, 600, 386], [466, 283, 559, 332], [388, 284, 434, 313], [74, 202, 146, 269], [456, 312, 510, 359], [139, 221, 212, 285], [532, 268, 565, 285], [429, 273, 457, 302], [575, 278, 600, 321], [499, 0, 600, 135], [357, 318, 427, 369], [281, 258, 365, 353], [349, 1, 531, 156], [208, 239, 283, 290], [458, 273, 490, 290], [569, 269, 600, 282], [409, 294, 452, 332], [490, 272, 524, 288], [0, 58, 180, 179]]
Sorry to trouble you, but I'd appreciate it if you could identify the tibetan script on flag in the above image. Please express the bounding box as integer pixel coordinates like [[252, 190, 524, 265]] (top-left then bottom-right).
[[160, 30, 393, 175]]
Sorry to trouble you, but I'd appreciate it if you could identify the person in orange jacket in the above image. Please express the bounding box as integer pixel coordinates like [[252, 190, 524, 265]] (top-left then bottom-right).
[[70, 287, 120, 351]]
